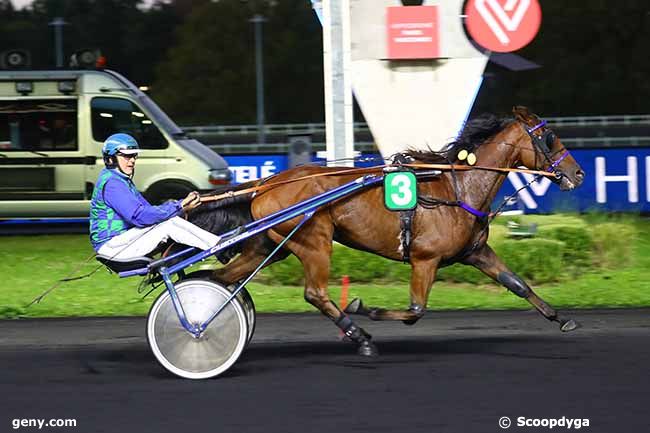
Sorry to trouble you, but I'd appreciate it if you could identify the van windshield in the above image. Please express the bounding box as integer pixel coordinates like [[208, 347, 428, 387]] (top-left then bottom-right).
[[0, 99, 77, 152]]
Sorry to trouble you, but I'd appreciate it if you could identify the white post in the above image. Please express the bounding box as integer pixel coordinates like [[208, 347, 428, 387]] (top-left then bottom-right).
[[322, 0, 354, 167]]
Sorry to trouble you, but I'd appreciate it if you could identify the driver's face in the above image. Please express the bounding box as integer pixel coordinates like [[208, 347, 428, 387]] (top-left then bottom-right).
[[116, 152, 137, 176]]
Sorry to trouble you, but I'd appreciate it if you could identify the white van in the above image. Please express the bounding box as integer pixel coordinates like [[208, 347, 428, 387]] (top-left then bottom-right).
[[0, 68, 232, 218]]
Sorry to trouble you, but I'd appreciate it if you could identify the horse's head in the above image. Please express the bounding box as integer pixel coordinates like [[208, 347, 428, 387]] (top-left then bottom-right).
[[512, 106, 585, 191]]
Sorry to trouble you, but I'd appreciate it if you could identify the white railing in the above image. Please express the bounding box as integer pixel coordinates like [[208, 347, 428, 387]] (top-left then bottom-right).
[[545, 114, 650, 126], [183, 115, 650, 137], [183, 122, 369, 136], [561, 136, 650, 147], [206, 137, 650, 154]]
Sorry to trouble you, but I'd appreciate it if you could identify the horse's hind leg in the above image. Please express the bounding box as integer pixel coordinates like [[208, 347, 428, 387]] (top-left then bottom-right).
[[266, 224, 378, 357], [345, 257, 440, 325], [464, 244, 580, 332]]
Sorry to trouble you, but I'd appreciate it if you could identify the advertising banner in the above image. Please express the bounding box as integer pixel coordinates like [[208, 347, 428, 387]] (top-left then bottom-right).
[[386, 6, 439, 59], [224, 148, 650, 213], [464, 0, 542, 52]]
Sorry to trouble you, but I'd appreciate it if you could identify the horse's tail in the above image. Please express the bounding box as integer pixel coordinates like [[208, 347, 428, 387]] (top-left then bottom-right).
[[189, 182, 256, 263]]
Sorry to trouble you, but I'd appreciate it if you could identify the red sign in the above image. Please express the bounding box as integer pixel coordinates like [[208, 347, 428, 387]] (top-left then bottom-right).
[[465, 0, 541, 53], [386, 6, 439, 59]]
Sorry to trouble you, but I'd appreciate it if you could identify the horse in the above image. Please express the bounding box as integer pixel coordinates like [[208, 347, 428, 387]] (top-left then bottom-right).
[[190, 106, 585, 357]]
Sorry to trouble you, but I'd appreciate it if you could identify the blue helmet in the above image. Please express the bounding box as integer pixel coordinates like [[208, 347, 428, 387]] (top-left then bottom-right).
[[102, 133, 139, 157]]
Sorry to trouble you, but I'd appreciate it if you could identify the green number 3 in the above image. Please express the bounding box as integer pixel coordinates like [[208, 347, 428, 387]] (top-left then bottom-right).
[[391, 174, 412, 206], [384, 171, 417, 210]]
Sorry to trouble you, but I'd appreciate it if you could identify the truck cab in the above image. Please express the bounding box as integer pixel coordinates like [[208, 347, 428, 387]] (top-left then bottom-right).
[[0, 68, 231, 218]]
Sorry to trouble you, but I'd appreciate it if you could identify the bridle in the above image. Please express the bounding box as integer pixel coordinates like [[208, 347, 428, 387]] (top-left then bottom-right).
[[524, 120, 570, 180]]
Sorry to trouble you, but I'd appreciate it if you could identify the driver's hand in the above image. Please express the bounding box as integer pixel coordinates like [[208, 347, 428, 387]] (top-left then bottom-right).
[[181, 191, 201, 212]]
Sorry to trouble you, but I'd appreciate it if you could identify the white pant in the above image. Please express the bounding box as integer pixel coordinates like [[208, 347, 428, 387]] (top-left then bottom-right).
[[97, 216, 221, 260]]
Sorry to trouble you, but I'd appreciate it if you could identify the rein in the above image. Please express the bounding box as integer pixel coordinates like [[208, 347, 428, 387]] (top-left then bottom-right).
[[199, 163, 557, 203]]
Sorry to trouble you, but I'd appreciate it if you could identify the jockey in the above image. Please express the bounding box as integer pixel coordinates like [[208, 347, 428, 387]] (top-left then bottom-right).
[[89, 133, 220, 260]]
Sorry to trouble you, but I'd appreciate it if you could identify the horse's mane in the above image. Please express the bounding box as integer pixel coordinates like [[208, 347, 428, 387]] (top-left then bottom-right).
[[404, 113, 513, 163]]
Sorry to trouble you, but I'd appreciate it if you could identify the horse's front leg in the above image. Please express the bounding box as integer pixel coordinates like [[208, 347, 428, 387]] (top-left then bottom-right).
[[345, 257, 440, 325], [463, 244, 580, 332]]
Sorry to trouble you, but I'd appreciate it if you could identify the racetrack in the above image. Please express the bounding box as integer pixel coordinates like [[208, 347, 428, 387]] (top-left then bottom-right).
[[0, 309, 648, 433]]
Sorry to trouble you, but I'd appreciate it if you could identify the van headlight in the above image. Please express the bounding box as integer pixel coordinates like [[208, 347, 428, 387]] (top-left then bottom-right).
[[208, 168, 232, 186]]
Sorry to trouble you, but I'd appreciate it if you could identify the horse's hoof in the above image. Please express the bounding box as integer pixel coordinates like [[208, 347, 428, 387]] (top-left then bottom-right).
[[560, 319, 581, 332], [344, 298, 363, 314], [357, 341, 379, 357]]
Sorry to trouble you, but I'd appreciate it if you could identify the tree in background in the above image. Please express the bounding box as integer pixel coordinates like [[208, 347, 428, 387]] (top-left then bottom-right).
[[0, 0, 42, 64], [151, 0, 255, 124], [152, 0, 324, 124], [0, 0, 184, 85], [262, 0, 324, 123], [1, 0, 649, 122]]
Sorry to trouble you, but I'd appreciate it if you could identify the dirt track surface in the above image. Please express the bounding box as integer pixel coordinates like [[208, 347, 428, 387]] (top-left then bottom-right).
[[0, 309, 648, 433]]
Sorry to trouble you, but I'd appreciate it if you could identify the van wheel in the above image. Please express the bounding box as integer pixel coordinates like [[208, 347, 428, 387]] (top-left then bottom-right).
[[145, 180, 195, 204]]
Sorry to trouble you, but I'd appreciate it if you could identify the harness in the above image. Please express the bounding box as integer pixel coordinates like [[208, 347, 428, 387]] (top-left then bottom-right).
[[391, 154, 417, 263], [395, 119, 573, 262], [199, 119, 571, 264]]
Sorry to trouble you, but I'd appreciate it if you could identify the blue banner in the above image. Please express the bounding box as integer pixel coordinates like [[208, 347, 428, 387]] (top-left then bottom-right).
[[224, 148, 650, 213], [497, 148, 650, 213], [223, 155, 287, 184]]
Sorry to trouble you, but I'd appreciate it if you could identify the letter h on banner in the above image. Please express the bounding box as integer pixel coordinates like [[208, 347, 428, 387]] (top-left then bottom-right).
[[595, 156, 638, 203]]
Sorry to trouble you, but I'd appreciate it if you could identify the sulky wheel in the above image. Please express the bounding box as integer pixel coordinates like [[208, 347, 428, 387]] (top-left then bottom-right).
[[146, 279, 248, 379], [231, 283, 256, 347], [183, 271, 256, 346]]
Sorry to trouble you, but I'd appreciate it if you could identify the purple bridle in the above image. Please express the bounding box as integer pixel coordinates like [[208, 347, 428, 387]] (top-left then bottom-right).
[[526, 120, 571, 176], [453, 119, 572, 220]]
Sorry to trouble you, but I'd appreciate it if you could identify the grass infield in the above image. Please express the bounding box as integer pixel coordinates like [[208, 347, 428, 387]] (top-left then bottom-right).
[[1, 215, 649, 319]]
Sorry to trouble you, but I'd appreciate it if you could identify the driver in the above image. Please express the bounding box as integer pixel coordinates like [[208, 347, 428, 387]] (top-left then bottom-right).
[[89, 133, 220, 260]]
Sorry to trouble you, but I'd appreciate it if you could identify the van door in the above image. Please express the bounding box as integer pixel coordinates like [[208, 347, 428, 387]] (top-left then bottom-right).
[[0, 98, 89, 217]]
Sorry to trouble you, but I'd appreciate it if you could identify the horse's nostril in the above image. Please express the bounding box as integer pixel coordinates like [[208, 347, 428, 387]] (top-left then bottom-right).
[[575, 169, 585, 182]]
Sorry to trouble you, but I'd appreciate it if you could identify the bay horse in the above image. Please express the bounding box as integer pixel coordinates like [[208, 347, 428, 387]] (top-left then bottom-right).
[[190, 106, 585, 357]]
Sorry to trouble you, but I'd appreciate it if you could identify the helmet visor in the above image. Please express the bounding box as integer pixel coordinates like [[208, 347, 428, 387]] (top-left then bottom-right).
[[118, 147, 140, 155]]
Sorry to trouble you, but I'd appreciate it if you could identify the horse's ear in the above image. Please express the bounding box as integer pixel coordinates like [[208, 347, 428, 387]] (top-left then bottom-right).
[[512, 106, 532, 122]]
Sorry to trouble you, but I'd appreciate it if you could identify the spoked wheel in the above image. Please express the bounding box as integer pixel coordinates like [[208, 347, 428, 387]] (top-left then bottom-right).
[[146, 279, 248, 379], [184, 271, 256, 346]]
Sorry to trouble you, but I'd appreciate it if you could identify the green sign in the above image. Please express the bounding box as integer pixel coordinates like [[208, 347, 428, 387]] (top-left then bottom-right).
[[384, 171, 417, 211]]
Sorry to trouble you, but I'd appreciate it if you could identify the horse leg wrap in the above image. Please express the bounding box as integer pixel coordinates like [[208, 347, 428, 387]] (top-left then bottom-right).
[[497, 272, 531, 298], [335, 314, 371, 342], [336, 314, 378, 357], [409, 303, 425, 316], [402, 303, 425, 325]]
